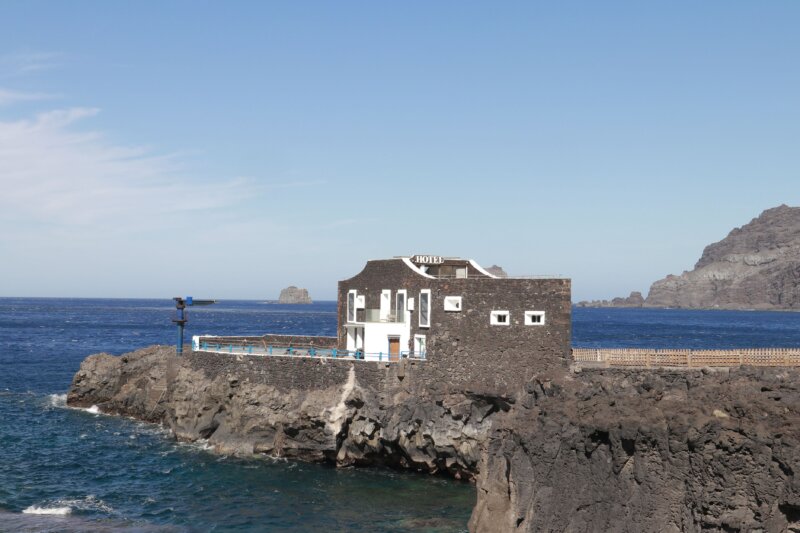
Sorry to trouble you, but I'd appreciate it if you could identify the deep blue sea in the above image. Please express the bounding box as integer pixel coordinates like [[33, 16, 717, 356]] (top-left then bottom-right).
[[2, 299, 800, 532]]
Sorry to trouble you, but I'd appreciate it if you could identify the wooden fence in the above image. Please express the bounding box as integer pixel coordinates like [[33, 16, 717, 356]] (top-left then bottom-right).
[[571, 348, 800, 368]]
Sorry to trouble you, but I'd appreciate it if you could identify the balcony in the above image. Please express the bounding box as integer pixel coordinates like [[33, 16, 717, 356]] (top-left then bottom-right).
[[363, 308, 405, 323]]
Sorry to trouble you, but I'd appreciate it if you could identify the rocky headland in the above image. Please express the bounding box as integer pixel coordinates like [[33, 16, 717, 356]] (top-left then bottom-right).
[[68, 346, 800, 532], [576, 291, 645, 308], [278, 286, 312, 304], [579, 205, 800, 310]]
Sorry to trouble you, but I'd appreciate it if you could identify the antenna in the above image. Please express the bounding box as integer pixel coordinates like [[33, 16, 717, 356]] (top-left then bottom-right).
[[172, 297, 216, 355]]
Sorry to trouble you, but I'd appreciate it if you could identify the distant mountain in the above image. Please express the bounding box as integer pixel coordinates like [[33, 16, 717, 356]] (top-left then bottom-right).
[[575, 291, 644, 308], [278, 286, 312, 304], [643, 205, 800, 310]]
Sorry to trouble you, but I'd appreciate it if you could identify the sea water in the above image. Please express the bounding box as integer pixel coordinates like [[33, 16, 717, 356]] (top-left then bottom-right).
[[2, 299, 800, 531]]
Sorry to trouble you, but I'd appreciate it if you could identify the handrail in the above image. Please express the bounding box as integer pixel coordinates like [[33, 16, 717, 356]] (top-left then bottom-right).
[[572, 347, 800, 368], [194, 336, 426, 362]]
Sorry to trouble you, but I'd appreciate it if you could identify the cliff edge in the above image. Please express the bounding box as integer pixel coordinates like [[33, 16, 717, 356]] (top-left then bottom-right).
[[68, 347, 800, 531], [644, 205, 800, 310]]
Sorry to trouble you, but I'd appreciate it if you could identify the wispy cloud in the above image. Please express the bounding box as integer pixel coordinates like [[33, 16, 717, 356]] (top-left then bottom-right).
[[0, 88, 56, 106], [1, 51, 63, 75], [0, 106, 255, 232]]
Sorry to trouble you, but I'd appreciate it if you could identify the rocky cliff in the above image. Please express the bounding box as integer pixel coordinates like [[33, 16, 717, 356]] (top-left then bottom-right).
[[470, 366, 800, 532], [68, 346, 800, 532], [645, 205, 800, 310], [278, 286, 312, 304], [67, 346, 500, 480]]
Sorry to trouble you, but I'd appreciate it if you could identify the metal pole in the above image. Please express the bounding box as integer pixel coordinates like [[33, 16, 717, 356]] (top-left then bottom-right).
[[177, 306, 184, 354]]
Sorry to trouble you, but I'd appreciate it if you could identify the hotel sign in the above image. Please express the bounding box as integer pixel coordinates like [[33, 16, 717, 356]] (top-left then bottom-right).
[[412, 255, 444, 265]]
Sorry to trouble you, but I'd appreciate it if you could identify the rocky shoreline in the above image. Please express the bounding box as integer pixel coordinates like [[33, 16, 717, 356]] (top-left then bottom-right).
[[69, 346, 800, 532]]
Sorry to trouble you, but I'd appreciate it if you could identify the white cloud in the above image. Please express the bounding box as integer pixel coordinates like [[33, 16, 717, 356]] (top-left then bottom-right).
[[0, 106, 255, 231], [1, 51, 63, 75], [0, 88, 55, 106]]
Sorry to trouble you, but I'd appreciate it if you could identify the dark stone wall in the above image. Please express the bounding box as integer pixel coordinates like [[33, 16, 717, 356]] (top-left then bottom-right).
[[337, 259, 571, 397], [200, 334, 337, 348], [188, 259, 570, 401], [188, 350, 390, 393]]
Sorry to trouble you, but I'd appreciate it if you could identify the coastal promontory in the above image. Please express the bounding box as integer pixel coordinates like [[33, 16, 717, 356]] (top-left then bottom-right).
[[579, 205, 800, 310], [645, 205, 800, 310], [278, 286, 312, 304], [68, 346, 800, 531]]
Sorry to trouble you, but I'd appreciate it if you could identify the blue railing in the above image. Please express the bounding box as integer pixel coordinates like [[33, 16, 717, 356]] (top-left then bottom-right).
[[195, 339, 426, 362]]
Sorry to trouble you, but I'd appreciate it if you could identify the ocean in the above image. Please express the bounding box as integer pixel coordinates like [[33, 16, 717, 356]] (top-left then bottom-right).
[[2, 298, 800, 532]]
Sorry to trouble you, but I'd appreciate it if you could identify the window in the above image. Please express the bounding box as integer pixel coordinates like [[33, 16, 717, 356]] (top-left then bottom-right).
[[380, 290, 391, 320], [396, 290, 407, 322], [525, 311, 545, 326], [419, 290, 431, 328], [414, 334, 426, 357], [490, 310, 510, 326], [443, 296, 462, 312], [347, 291, 356, 323]]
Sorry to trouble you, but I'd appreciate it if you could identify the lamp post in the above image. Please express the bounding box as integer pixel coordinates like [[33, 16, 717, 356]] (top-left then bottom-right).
[[172, 297, 216, 355]]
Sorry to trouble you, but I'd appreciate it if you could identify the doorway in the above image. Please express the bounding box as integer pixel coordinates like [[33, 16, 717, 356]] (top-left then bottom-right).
[[388, 336, 400, 362]]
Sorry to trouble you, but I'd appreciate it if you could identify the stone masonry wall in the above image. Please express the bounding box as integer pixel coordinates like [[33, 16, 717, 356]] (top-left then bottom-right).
[[337, 259, 571, 397], [188, 350, 389, 393]]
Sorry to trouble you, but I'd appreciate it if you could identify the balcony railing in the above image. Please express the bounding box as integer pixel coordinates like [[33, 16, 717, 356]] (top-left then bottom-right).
[[194, 337, 425, 362], [363, 309, 405, 323]]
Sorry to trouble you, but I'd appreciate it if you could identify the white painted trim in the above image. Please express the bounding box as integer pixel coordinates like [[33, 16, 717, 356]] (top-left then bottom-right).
[[414, 334, 426, 354], [524, 310, 546, 326], [490, 310, 510, 326], [403, 257, 436, 279], [347, 290, 357, 323], [396, 289, 407, 321], [444, 296, 462, 312], [419, 289, 431, 328], [469, 259, 499, 278], [380, 290, 391, 320]]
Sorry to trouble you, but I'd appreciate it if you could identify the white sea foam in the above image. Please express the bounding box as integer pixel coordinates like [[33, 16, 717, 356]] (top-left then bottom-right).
[[22, 505, 71, 515], [26, 495, 116, 516], [85, 405, 100, 414], [48, 393, 67, 408]]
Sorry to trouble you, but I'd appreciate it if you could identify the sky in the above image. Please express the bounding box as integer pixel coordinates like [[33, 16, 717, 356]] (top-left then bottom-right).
[[0, 1, 798, 301]]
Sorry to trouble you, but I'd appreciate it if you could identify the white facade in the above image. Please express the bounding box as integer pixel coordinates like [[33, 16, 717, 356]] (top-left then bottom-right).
[[345, 288, 412, 361]]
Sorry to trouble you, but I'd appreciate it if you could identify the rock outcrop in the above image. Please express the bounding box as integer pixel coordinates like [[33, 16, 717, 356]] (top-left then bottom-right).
[[68, 346, 500, 480], [645, 205, 800, 310], [278, 286, 312, 304], [69, 346, 800, 532], [576, 291, 645, 308], [485, 265, 508, 278], [471, 367, 800, 532]]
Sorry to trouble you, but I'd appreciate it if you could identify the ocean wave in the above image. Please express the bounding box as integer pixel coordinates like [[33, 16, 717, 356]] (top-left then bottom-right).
[[23, 495, 115, 517], [48, 393, 67, 408], [22, 505, 71, 515]]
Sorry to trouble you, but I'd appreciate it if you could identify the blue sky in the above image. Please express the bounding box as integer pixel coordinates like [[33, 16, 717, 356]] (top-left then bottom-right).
[[0, 2, 798, 300]]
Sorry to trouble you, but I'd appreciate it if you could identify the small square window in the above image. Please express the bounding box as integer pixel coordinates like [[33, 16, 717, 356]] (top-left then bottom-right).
[[490, 310, 510, 326], [525, 311, 545, 326], [444, 296, 462, 311]]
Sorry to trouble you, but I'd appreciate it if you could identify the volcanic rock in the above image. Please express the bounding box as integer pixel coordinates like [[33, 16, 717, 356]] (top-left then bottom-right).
[[278, 286, 312, 304], [577, 291, 645, 308], [68, 346, 800, 532], [645, 205, 800, 309]]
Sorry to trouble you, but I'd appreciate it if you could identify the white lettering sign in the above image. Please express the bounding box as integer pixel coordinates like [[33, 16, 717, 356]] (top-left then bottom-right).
[[412, 255, 444, 265]]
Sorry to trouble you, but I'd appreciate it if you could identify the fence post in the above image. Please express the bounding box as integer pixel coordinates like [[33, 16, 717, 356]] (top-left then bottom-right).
[[687, 351, 692, 368]]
